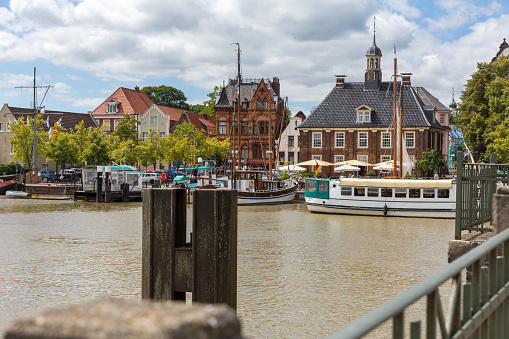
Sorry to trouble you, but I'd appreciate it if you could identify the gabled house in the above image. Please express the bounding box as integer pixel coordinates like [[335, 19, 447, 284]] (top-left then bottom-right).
[[91, 86, 154, 135], [214, 77, 284, 169], [298, 31, 450, 176], [0, 104, 98, 170], [139, 105, 216, 141], [275, 111, 306, 166]]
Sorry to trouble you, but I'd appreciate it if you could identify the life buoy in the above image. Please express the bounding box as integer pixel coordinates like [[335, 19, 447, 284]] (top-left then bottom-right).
[[249, 181, 254, 188]]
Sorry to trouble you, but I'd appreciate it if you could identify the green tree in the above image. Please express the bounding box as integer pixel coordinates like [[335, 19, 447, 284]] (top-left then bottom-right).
[[457, 57, 509, 161], [141, 85, 189, 110], [110, 139, 138, 166], [189, 86, 221, 118], [44, 130, 79, 169], [111, 114, 140, 142], [163, 133, 192, 168], [80, 126, 111, 165], [9, 115, 47, 168], [416, 149, 445, 177]]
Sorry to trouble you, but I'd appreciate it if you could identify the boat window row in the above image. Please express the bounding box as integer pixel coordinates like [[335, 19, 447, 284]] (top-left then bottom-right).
[[339, 186, 450, 199]]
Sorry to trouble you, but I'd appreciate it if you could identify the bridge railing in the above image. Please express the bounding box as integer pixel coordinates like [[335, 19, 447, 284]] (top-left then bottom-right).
[[328, 187, 509, 339], [455, 152, 509, 239]]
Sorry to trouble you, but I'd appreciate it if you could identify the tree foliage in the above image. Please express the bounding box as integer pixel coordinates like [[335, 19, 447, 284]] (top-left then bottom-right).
[[457, 57, 509, 162], [141, 85, 189, 110], [189, 86, 221, 118], [44, 129, 79, 168], [9, 116, 47, 168], [416, 149, 445, 177], [111, 114, 140, 142]]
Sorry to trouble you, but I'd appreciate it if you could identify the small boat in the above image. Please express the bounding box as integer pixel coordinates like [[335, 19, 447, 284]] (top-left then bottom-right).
[[234, 170, 298, 205], [5, 190, 32, 198], [0, 180, 20, 195], [304, 177, 456, 218]]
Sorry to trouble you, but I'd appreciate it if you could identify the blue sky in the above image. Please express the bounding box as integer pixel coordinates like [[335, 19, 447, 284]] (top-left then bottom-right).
[[0, 0, 507, 116]]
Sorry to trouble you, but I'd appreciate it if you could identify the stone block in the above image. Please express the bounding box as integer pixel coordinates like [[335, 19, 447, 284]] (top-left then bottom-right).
[[4, 299, 244, 339], [493, 186, 509, 234]]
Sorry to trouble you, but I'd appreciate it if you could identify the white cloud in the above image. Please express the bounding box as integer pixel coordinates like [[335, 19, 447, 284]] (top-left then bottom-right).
[[0, 0, 507, 115]]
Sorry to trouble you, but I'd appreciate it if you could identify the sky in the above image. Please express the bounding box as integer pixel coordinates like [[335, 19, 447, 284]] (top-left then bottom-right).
[[0, 0, 507, 117]]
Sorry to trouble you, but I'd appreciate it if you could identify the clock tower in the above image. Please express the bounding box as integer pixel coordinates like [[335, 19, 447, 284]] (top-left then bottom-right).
[[364, 20, 382, 90]]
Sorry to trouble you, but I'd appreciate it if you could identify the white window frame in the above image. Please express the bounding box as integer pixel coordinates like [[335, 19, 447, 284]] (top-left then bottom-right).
[[381, 132, 391, 148], [357, 155, 368, 163], [405, 132, 415, 148], [335, 132, 345, 148], [312, 132, 322, 148], [381, 155, 391, 162], [107, 100, 117, 113], [0, 122, 3, 132], [103, 119, 111, 127], [114, 119, 120, 130], [159, 132, 165, 138], [10, 145, 14, 154], [7, 122, 10, 131], [151, 116, 157, 125], [142, 132, 148, 141], [334, 155, 344, 163], [358, 132, 368, 148], [312, 155, 322, 161], [357, 110, 371, 123]]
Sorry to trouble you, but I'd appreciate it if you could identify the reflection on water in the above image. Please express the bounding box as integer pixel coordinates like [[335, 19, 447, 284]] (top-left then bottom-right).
[[0, 199, 454, 338]]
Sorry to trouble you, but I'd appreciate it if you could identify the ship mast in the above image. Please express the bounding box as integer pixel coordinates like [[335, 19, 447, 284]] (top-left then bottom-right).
[[393, 50, 398, 177], [232, 43, 241, 188]]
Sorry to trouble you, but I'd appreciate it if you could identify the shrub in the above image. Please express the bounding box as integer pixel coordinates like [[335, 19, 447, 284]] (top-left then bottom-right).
[[366, 170, 376, 176]]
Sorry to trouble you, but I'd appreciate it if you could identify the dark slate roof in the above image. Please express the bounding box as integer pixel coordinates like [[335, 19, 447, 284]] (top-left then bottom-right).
[[8, 106, 98, 131], [215, 78, 278, 107], [414, 87, 449, 111], [215, 87, 231, 107], [366, 33, 382, 56], [299, 82, 446, 130]]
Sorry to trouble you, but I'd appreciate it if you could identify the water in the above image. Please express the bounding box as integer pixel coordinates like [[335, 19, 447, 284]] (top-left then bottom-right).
[[0, 198, 454, 338]]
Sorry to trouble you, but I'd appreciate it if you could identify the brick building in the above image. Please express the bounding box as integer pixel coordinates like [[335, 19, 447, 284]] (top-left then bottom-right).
[[298, 32, 450, 176], [214, 77, 284, 169]]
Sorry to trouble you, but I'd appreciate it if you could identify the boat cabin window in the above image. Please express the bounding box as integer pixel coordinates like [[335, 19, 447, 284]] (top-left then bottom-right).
[[423, 189, 435, 198], [367, 187, 379, 197], [438, 189, 450, 198], [409, 189, 420, 198], [306, 180, 317, 192], [354, 187, 365, 196], [319, 181, 328, 193], [395, 188, 407, 198], [341, 186, 352, 196], [381, 188, 392, 197]]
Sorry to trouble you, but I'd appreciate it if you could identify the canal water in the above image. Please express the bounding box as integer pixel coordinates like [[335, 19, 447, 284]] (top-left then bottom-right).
[[0, 198, 454, 338]]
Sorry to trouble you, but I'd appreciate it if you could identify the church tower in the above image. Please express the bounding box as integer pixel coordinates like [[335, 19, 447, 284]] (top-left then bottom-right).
[[364, 18, 382, 90]]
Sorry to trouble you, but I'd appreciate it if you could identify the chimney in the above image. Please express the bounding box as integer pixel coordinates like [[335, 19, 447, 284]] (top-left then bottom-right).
[[335, 75, 347, 88], [203, 113, 208, 120], [271, 77, 280, 96], [135, 86, 140, 93], [401, 73, 412, 86]]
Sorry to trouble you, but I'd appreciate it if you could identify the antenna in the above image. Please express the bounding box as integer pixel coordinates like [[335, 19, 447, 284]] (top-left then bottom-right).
[[15, 67, 53, 169]]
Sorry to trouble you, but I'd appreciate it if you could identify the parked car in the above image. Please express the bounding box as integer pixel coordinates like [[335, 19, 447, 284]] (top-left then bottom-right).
[[140, 172, 160, 184], [41, 170, 55, 182]]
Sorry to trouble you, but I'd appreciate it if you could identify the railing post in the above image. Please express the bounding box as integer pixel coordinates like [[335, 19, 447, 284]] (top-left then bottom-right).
[[455, 151, 464, 239]]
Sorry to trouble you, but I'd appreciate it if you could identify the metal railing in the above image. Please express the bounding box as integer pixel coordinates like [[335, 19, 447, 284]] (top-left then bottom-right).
[[455, 152, 509, 239], [328, 224, 509, 338]]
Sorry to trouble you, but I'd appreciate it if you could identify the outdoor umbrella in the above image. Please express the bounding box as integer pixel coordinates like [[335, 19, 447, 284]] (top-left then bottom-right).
[[333, 159, 372, 167], [296, 159, 334, 166], [334, 164, 361, 172], [278, 165, 306, 172]]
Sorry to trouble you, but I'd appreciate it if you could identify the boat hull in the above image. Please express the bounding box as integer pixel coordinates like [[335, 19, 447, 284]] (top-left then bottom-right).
[[305, 199, 455, 218], [0, 180, 20, 195], [238, 185, 297, 205]]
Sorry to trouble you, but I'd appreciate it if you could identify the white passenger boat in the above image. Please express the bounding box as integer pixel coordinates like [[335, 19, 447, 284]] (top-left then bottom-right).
[[304, 177, 456, 218]]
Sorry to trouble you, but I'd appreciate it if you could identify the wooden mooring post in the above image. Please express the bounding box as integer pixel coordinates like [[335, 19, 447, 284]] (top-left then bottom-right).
[[142, 187, 237, 309]]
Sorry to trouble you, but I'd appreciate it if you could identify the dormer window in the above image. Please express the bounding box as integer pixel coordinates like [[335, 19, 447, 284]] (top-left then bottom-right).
[[107, 99, 118, 113], [356, 105, 373, 123]]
